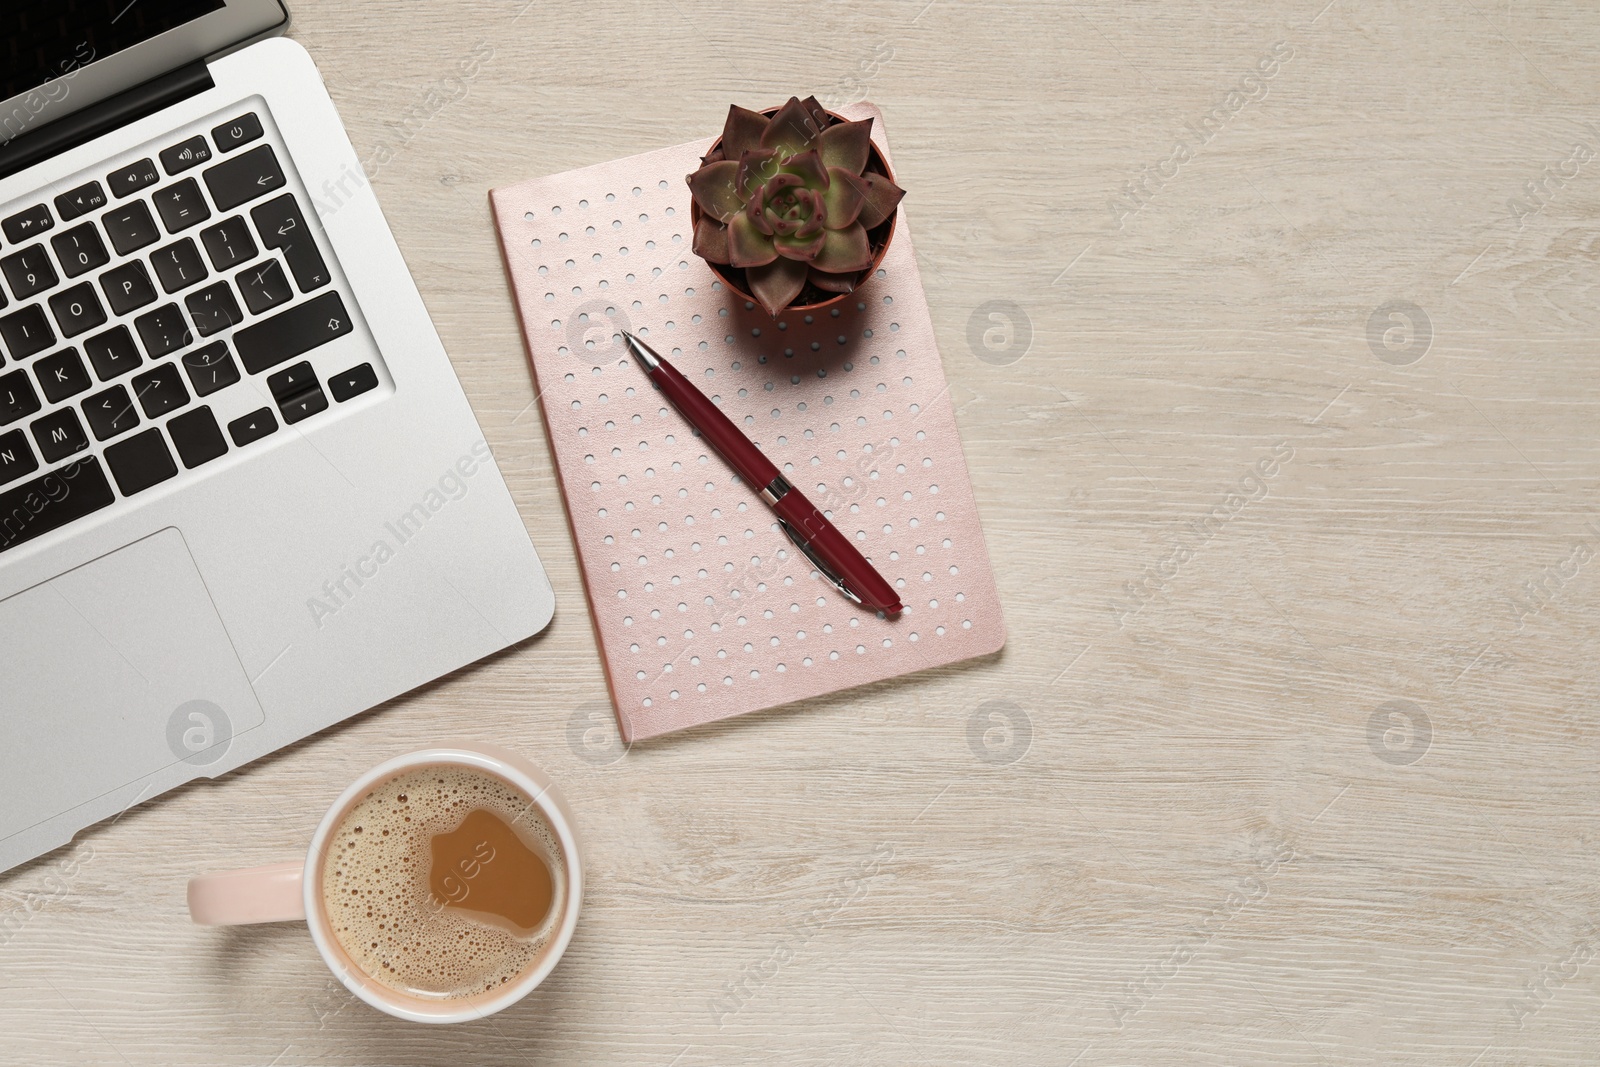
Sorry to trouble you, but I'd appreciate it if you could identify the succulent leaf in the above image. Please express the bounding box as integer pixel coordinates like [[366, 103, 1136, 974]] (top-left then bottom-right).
[[821, 168, 868, 229], [857, 172, 906, 229], [807, 267, 859, 294], [734, 148, 780, 198], [779, 149, 829, 189], [747, 257, 809, 316], [760, 96, 826, 158], [773, 227, 826, 261], [728, 211, 778, 267], [686, 160, 743, 223], [812, 223, 872, 274], [798, 96, 831, 132], [817, 119, 873, 174], [692, 214, 730, 264], [721, 105, 768, 159]]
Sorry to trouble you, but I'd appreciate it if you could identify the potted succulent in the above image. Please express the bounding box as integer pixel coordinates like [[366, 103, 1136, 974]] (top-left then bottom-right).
[[687, 96, 905, 316]]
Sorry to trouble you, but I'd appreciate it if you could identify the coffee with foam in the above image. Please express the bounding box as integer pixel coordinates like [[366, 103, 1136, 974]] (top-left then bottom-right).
[[321, 764, 566, 1001]]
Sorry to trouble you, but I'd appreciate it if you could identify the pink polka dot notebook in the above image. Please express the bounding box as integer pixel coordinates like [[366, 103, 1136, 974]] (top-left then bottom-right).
[[490, 104, 1005, 742]]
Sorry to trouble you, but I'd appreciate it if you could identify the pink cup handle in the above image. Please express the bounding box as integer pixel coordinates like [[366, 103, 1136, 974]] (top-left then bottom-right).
[[188, 862, 307, 925]]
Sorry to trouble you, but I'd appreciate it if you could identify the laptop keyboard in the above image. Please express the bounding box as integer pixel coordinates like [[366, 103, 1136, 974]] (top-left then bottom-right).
[[0, 102, 389, 555]]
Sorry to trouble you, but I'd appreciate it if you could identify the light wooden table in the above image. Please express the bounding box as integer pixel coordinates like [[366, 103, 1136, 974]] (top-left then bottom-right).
[[5, 1, 1600, 1063]]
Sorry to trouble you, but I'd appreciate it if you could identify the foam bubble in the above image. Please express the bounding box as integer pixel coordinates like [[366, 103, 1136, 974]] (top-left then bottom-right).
[[320, 764, 566, 1001]]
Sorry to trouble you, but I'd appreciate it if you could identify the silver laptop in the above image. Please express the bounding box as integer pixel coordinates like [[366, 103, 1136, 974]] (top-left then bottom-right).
[[0, 1, 555, 873]]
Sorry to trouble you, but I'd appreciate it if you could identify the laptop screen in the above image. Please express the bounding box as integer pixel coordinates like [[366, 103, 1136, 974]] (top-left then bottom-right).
[[2, 0, 227, 100]]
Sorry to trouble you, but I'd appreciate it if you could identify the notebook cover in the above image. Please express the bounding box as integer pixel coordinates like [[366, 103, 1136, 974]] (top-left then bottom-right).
[[490, 103, 1004, 741]]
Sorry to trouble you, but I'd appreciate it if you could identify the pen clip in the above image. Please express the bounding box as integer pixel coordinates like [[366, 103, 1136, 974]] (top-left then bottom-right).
[[778, 518, 863, 606]]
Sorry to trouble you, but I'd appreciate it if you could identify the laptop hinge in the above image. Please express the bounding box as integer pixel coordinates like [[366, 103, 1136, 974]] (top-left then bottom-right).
[[0, 61, 214, 182]]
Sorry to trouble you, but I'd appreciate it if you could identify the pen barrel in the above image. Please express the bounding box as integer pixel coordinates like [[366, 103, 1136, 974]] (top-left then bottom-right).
[[771, 489, 903, 614], [649, 359, 781, 492]]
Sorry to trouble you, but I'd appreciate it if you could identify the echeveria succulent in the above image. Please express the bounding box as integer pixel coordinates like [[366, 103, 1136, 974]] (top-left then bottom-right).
[[687, 96, 905, 315]]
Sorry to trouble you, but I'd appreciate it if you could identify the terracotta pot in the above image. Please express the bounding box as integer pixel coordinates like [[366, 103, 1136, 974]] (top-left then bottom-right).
[[688, 106, 898, 316]]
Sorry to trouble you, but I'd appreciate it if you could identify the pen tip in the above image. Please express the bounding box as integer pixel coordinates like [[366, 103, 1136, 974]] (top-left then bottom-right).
[[619, 330, 660, 371]]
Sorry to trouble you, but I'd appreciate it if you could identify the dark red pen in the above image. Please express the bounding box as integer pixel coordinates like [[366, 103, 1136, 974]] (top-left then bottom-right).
[[620, 331, 902, 615]]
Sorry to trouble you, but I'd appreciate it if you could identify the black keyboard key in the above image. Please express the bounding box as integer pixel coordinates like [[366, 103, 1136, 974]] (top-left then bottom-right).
[[0, 370, 41, 425], [203, 144, 285, 212], [132, 361, 189, 418], [153, 178, 210, 233], [82, 384, 139, 441], [101, 261, 157, 316], [181, 341, 239, 397], [234, 291, 351, 374], [251, 194, 329, 291], [236, 259, 291, 314], [48, 282, 107, 338], [200, 216, 256, 272], [279, 384, 328, 425], [167, 406, 227, 468], [104, 427, 177, 496], [329, 362, 378, 402], [108, 158, 159, 198], [151, 238, 207, 293], [0, 305, 55, 360], [184, 282, 242, 337], [34, 348, 91, 402], [266, 361, 316, 401], [0, 457, 115, 553], [160, 135, 211, 175], [2, 205, 52, 244], [1, 244, 58, 299], [134, 304, 191, 358], [50, 224, 109, 278], [212, 113, 263, 154], [102, 201, 159, 255], [0, 428, 39, 486], [228, 406, 277, 446], [31, 407, 88, 464], [54, 182, 107, 222], [84, 326, 142, 380]]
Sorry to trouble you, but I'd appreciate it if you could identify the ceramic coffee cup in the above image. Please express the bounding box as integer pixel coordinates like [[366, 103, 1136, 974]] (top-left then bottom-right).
[[187, 742, 582, 1023]]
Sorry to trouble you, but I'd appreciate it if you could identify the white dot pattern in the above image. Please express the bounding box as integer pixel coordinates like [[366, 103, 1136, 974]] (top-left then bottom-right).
[[490, 104, 1005, 741]]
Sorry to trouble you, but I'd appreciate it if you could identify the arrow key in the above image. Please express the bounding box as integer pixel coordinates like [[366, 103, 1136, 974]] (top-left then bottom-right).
[[228, 406, 278, 447], [328, 362, 378, 402], [278, 383, 328, 426]]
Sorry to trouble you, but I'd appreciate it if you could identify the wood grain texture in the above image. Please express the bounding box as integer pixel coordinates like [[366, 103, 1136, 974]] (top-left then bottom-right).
[[4, 1, 1600, 1063]]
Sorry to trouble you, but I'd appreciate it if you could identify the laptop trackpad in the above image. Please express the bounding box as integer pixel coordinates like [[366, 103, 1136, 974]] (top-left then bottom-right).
[[0, 528, 265, 842]]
